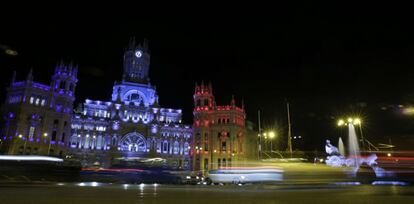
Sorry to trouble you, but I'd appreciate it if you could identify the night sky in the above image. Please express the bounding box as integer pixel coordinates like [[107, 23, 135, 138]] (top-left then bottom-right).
[[1, 7, 414, 151]]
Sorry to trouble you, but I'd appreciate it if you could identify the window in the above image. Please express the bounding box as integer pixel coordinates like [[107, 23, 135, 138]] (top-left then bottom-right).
[[51, 130, 57, 141], [163, 141, 168, 153], [28, 126, 35, 139], [227, 118, 230, 123], [35, 98, 40, 106], [223, 158, 226, 167], [41, 99, 46, 106], [218, 118, 221, 124], [60, 81, 66, 90], [228, 158, 231, 167], [53, 119, 59, 127], [204, 159, 209, 170], [196, 99, 201, 106], [221, 141, 226, 151], [218, 159, 221, 168], [184, 142, 189, 155], [29, 97, 34, 104], [204, 99, 209, 106], [61, 133, 65, 142], [173, 141, 179, 154], [70, 135, 78, 148]]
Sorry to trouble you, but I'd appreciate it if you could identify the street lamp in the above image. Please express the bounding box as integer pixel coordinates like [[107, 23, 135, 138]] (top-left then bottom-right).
[[268, 131, 276, 152], [18, 134, 27, 154], [43, 133, 51, 155]]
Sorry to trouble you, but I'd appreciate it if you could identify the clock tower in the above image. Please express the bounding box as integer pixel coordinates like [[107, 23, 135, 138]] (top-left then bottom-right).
[[123, 38, 150, 84]]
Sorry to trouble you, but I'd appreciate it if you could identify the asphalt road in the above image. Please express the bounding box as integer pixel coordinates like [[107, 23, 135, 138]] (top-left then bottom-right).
[[0, 182, 414, 204]]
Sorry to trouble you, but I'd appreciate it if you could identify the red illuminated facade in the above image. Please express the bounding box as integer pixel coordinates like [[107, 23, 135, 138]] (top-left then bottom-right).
[[192, 82, 256, 173]]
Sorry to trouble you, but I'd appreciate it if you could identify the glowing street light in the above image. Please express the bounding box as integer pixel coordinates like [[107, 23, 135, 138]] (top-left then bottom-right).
[[268, 131, 276, 139], [353, 118, 361, 125], [337, 117, 362, 126]]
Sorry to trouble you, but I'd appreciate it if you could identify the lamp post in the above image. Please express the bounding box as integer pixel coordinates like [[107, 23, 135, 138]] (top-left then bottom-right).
[[268, 131, 275, 152], [43, 133, 51, 155], [18, 134, 27, 154]]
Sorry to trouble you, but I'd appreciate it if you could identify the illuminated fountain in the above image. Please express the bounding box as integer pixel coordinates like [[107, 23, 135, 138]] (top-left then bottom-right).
[[325, 118, 389, 178], [338, 137, 345, 156]]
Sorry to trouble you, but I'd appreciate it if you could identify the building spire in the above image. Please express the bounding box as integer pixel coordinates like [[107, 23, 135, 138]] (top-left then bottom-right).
[[241, 98, 245, 110], [231, 94, 236, 107], [115, 87, 122, 102]]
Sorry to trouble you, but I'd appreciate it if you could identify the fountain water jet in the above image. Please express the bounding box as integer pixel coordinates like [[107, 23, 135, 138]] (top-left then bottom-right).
[[338, 137, 345, 156], [347, 124, 360, 167]]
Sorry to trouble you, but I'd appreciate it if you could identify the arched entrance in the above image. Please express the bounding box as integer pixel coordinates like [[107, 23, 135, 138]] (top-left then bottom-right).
[[120, 132, 147, 152]]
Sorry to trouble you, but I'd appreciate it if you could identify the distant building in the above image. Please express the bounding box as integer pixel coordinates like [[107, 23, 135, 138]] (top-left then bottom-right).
[[69, 39, 192, 169], [0, 64, 78, 156], [192, 82, 257, 173]]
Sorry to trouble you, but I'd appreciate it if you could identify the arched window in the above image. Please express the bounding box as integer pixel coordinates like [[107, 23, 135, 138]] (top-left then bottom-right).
[[51, 130, 57, 141], [163, 141, 168, 153], [184, 142, 189, 155], [60, 81, 66, 90], [70, 135, 78, 148], [173, 141, 179, 154]]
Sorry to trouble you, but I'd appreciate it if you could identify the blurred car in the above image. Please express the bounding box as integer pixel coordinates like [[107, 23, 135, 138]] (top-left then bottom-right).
[[181, 174, 203, 185]]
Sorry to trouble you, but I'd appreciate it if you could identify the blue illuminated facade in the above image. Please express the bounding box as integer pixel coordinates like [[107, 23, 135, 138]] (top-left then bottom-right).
[[0, 64, 78, 156], [70, 39, 192, 169]]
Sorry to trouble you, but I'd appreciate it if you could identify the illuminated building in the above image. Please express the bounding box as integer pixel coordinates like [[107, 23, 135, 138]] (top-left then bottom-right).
[[69, 39, 192, 169], [192, 82, 257, 173], [0, 63, 78, 156]]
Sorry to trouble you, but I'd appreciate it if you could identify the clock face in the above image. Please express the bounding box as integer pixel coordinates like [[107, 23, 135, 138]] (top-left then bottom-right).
[[135, 50, 142, 58]]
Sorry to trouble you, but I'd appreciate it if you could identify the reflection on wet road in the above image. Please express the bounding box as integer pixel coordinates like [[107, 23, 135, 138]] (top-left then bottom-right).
[[1, 182, 414, 204]]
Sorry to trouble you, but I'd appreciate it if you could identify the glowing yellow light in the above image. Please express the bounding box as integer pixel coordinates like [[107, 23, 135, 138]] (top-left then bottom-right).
[[213, 149, 217, 153], [353, 118, 361, 125], [347, 118, 353, 123], [268, 131, 275, 139], [337, 119, 345, 126], [43, 133, 48, 137], [387, 153, 392, 157], [263, 133, 267, 137], [5, 49, 18, 56], [18, 134, 22, 138], [403, 107, 414, 115]]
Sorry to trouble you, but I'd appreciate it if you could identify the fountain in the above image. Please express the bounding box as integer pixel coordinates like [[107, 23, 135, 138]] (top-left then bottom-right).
[[325, 124, 390, 178], [338, 137, 345, 156]]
